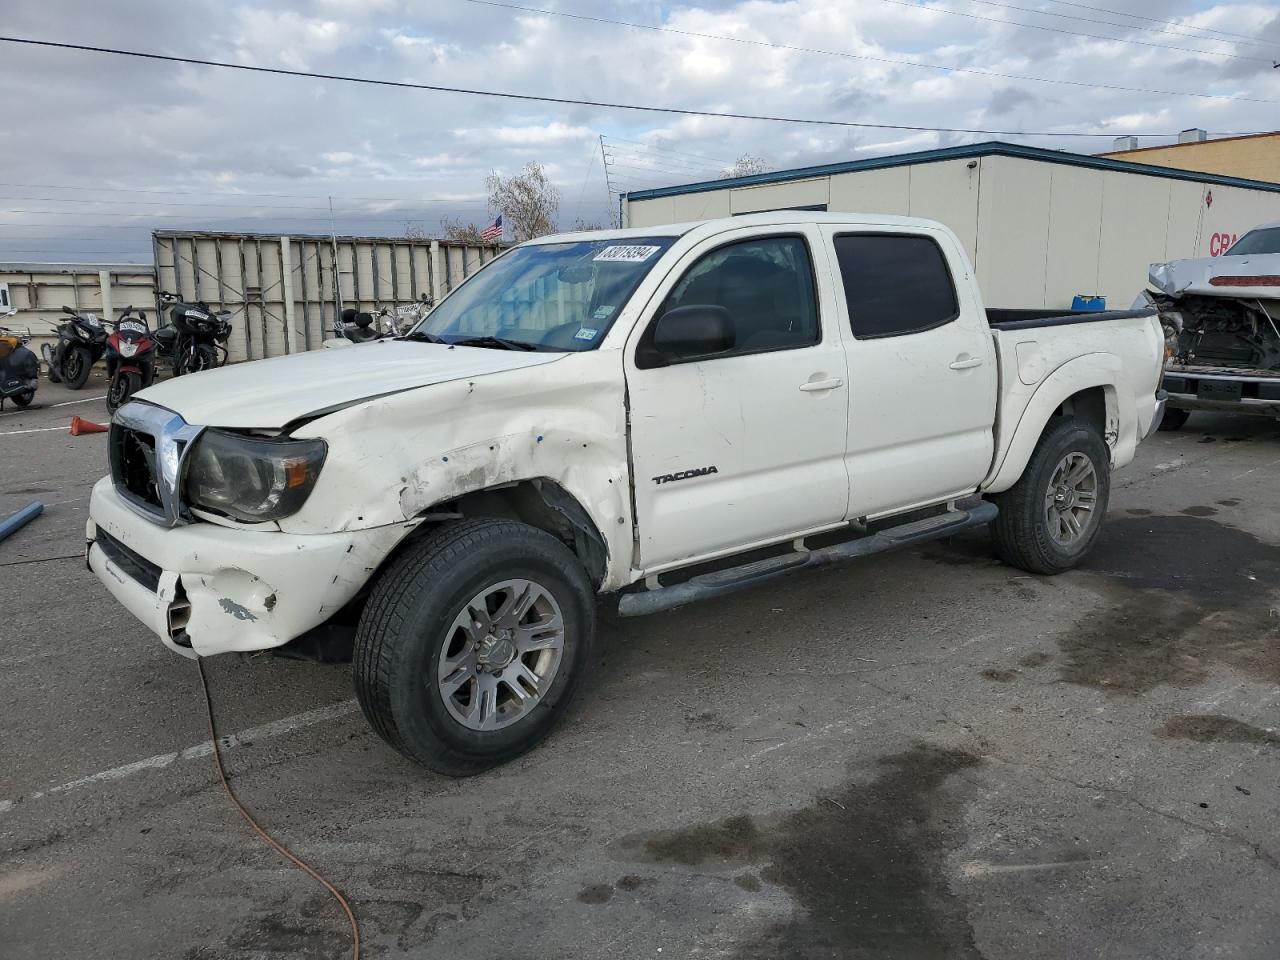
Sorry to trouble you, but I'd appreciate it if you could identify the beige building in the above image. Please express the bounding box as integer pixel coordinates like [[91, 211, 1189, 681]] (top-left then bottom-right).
[[1100, 130, 1280, 185], [622, 141, 1280, 311]]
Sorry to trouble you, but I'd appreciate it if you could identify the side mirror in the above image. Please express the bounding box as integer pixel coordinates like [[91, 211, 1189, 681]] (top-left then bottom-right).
[[649, 305, 735, 363]]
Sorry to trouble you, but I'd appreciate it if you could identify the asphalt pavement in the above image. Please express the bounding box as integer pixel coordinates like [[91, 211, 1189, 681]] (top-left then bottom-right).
[[2, 375, 1279, 959]]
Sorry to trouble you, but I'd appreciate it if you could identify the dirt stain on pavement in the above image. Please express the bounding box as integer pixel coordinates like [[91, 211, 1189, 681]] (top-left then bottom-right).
[[1180, 505, 1217, 517], [1159, 715, 1280, 746], [1061, 516, 1280, 694], [577, 883, 614, 904], [980, 668, 1017, 682], [621, 744, 982, 959]]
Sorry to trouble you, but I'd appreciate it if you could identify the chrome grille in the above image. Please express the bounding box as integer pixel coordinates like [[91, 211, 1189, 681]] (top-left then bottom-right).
[[109, 401, 205, 527]]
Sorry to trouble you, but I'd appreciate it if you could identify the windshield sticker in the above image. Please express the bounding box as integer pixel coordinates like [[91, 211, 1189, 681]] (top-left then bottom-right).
[[574, 327, 599, 341], [592, 305, 615, 320], [593, 245, 661, 263]]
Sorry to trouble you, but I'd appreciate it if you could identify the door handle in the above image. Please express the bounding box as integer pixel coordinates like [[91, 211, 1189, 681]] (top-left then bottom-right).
[[799, 377, 844, 392], [949, 356, 984, 370]]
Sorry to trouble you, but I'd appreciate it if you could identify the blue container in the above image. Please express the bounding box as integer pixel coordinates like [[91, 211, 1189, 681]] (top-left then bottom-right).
[[1072, 295, 1106, 312]]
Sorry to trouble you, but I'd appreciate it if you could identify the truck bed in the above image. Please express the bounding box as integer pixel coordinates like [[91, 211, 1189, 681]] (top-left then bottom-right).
[[987, 307, 1156, 330]]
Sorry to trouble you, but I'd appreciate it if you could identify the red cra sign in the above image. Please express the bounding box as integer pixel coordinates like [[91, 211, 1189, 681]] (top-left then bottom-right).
[[1208, 232, 1239, 257]]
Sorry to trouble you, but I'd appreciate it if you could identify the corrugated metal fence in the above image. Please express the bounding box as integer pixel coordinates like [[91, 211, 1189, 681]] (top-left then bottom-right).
[[0, 262, 156, 342], [153, 231, 505, 362]]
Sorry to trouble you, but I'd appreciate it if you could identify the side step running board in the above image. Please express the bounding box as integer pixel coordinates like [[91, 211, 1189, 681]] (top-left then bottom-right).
[[617, 501, 998, 617]]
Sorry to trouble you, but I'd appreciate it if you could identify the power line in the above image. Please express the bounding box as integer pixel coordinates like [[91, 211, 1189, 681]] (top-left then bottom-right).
[[1040, 0, 1279, 46], [601, 136, 737, 166], [0, 207, 493, 221], [1, 34, 1267, 138], [874, 0, 1274, 63], [0, 181, 487, 204], [458, 0, 1279, 104], [947, 0, 1280, 51], [603, 146, 728, 171]]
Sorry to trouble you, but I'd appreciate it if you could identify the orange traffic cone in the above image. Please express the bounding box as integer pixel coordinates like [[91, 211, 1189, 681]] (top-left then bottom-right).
[[69, 416, 109, 436]]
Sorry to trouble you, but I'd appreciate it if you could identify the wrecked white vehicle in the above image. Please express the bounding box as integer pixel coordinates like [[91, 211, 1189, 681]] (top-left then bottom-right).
[[88, 212, 1165, 774], [1144, 222, 1280, 429]]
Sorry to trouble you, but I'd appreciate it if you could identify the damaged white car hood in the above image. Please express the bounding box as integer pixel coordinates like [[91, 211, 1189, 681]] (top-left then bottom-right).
[[135, 339, 565, 429], [1150, 253, 1280, 298]]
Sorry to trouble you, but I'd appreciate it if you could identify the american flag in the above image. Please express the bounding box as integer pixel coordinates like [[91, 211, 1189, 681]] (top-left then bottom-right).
[[480, 214, 503, 242]]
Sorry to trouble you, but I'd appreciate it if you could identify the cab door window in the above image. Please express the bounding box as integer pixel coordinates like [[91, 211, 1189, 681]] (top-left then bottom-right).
[[638, 236, 819, 367]]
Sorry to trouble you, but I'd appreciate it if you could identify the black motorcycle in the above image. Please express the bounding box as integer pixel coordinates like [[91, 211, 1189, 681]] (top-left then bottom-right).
[[154, 291, 232, 375], [336, 296, 431, 343], [43, 305, 108, 389], [0, 326, 39, 410]]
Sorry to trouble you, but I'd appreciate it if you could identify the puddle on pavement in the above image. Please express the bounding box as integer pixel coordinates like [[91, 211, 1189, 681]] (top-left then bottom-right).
[[1062, 516, 1280, 694], [928, 515, 1280, 695], [617, 744, 982, 959], [1159, 714, 1280, 746]]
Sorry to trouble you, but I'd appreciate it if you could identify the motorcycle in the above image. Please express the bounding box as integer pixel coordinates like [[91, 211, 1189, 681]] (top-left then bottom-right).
[[104, 307, 158, 414], [335, 295, 432, 343], [0, 326, 39, 410], [43, 304, 108, 389], [153, 291, 232, 376]]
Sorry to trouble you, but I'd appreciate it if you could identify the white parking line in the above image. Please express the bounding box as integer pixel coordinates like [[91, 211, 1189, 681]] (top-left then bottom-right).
[[0, 425, 70, 436], [1, 699, 360, 816], [51, 395, 107, 407]]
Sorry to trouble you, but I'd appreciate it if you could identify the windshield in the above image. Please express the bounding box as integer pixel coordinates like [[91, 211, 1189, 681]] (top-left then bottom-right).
[[1224, 227, 1280, 256], [411, 237, 676, 351]]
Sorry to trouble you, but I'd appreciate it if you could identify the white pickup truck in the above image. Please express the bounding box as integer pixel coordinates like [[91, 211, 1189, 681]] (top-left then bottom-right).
[[88, 212, 1166, 774]]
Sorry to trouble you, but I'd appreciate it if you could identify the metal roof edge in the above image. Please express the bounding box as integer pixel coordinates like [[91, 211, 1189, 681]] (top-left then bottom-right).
[[0, 261, 155, 274], [623, 140, 1280, 201], [149, 229, 507, 247]]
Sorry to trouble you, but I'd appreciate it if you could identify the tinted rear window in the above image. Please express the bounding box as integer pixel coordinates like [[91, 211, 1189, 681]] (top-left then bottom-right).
[[834, 234, 959, 339]]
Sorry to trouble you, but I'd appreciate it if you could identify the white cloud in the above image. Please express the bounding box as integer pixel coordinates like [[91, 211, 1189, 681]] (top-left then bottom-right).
[[0, 0, 1275, 262]]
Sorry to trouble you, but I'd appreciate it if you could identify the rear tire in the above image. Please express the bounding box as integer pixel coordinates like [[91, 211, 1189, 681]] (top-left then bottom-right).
[[43, 345, 63, 383], [12, 390, 34, 408], [106, 372, 140, 414], [1157, 407, 1190, 431], [62, 346, 92, 389], [990, 416, 1110, 575], [353, 518, 595, 776]]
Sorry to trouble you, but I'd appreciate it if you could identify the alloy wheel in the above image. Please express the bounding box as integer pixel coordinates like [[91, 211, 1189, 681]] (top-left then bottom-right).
[[1044, 452, 1098, 546], [435, 578, 566, 732]]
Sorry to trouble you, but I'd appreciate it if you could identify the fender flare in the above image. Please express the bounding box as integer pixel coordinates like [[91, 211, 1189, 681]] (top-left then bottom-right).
[[983, 353, 1130, 494]]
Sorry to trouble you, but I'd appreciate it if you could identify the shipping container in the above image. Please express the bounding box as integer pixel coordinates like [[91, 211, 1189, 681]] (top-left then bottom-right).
[[621, 141, 1280, 310]]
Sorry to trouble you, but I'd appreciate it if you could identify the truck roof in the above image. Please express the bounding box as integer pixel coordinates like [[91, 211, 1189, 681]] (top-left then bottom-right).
[[527, 210, 952, 246]]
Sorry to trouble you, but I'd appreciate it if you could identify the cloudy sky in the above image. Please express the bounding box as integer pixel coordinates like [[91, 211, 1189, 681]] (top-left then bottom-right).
[[1, 0, 1277, 262]]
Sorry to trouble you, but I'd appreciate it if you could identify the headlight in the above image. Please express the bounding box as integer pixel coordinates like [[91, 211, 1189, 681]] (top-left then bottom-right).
[[119, 341, 138, 357], [184, 430, 326, 523]]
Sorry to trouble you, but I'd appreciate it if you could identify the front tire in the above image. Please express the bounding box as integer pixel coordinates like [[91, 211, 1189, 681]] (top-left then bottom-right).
[[62, 346, 92, 389], [353, 518, 596, 776], [106, 371, 140, 413], [1157, 407, 1190, 431], [990, 416, 1110, 575], [12, 390, 35, 408], [176, 343, 217, 376]]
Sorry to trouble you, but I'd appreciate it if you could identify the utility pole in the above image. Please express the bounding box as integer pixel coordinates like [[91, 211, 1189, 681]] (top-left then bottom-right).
[[599, 135, 617, 227], [328, 196, 343, 330]]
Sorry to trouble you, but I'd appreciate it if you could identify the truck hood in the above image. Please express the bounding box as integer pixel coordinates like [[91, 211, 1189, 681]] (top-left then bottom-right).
[[1150, 253, 1280, 298], [136, 339, 565, 429]]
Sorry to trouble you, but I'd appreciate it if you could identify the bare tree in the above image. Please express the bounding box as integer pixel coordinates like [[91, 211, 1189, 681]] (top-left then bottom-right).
[[721, 154, 771, 179], [440, 216, 488, 244], [486, 162, 560, 241], [570, 217, 605, 232], [402, 222, 428, 240]]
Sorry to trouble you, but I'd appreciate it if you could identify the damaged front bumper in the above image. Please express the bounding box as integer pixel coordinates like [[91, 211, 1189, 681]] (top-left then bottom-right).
[[87, 477, 412, 658]]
